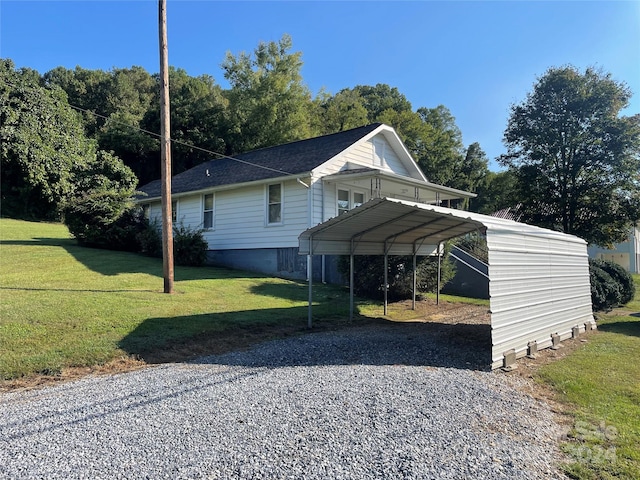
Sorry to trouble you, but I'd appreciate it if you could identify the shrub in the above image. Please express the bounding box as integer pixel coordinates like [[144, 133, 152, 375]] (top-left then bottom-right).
[[64, 192, 146, 252], [594, 259, 635, 306], [337, 252, 456, 301], [589, 259, 622, 311], [173, 223, 208, 266], [134, 220, 208, 267], [136, 218, 163, 258]]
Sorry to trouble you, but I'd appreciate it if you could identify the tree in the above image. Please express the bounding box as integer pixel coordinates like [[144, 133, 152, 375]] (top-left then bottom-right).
[[141, 68, 228, 182], [456, 142, 490, 210], [0, 59, 95, 219], [62, 150, 140, 249], [222, 34, 313, 153], [352, 84, 413, 122], [472, 169, 519, 215], [311, 88, 368, 135], [500, 66, 640, 246]]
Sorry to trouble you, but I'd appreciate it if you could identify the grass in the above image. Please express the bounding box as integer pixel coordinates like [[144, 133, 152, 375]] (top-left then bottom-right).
[[0, 218, 374, 381], [4, 217, 638, 477], [538, 273, 640, 479]]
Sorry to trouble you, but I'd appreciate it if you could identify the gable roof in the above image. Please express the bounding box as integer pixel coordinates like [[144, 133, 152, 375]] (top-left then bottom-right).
[[138, 123, 384, 199]]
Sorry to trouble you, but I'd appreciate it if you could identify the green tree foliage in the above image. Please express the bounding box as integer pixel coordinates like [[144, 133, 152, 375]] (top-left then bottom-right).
[[472, 169, 519, 214], [500, 66, 640, 247], [0, 59, 95, 220], [62, 150, 140, 249], [142, 68, 228, 182], [352, 84, 413, 122], [45, 66, 160, 185], [222, 34, 313, 153], [311, 88, 369, 135]]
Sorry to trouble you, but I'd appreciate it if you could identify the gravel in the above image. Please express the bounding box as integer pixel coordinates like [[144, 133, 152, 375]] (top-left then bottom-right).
[[0, 324, 568, 479]]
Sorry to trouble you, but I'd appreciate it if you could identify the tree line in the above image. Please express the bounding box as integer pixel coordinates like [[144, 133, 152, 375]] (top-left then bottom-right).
[[1, 34, 638, 247]]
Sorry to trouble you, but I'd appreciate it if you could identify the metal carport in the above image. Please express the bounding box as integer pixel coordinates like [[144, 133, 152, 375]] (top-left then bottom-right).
[[299, 197, 595, 369]]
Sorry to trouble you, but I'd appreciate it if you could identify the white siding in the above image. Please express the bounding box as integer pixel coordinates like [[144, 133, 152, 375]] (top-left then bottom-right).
[[317, 134, 410, 178], [202, 179, 309, 250], [487, 228, 594, 368]]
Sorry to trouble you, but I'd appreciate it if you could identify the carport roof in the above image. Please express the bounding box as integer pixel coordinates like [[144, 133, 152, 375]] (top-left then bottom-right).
[[299, 197, 593, 370], [298, 197, 585, 256]]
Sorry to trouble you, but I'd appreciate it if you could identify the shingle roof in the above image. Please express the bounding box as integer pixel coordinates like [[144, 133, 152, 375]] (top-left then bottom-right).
[[137, 123, 383, 199]]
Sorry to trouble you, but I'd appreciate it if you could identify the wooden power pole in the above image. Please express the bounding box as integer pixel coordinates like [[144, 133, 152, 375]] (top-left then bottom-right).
[[158, 0, 174, 294]]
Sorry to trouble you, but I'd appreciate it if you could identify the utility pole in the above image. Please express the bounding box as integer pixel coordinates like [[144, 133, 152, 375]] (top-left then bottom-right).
[[158, 0, 174, 293]]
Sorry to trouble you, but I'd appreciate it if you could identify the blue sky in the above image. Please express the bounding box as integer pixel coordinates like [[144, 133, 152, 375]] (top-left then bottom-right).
[[1, 1, 638, 170]]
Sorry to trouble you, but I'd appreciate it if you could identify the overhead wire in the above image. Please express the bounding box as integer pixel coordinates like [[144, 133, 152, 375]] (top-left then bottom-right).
[[2, 76, 300, 178], [66, 104, 298, 177]]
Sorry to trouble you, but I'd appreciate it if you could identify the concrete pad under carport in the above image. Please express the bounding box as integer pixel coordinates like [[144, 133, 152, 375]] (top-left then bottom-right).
[[299, 197, 595, 370]]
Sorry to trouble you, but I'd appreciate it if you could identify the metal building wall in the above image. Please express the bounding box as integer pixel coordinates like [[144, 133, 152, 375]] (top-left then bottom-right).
[[486, 225, 595, 369]]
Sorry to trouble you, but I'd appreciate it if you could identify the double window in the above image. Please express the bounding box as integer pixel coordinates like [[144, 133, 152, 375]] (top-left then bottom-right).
[[338, 189, 365, 215], [267, 183, 282, 225]]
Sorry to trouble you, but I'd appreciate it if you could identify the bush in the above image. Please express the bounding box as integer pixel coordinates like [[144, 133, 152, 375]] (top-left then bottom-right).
[[64, 193, 147, 252], [337, 252, 456, 301], [172, 223, 208, 266], [594, 259, 635, 305], [136, 221, 208, 267], [588, 258, 635, 311], [136, 219, 163, 258]]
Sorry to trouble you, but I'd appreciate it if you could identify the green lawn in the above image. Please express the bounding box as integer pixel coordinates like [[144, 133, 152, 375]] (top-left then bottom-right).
[[538, 274, 640, 479], [0, 218, 369, 380]]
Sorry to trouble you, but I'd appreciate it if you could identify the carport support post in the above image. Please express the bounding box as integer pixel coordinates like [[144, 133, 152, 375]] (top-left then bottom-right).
[[412, 252, 417, 310], [437, 242, 442, 306], [384, 252, 388, 316], [308, 240, 313, 329], [349, 252, 354, 321]]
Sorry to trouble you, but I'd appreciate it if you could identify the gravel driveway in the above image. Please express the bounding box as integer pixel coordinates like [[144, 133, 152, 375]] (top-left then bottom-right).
[[0, 323, 567, 479]]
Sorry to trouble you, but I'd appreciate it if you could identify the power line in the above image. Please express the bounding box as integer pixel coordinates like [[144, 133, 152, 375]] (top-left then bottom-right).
[[66, 104, 297, 177], [1, 76, 299, 178]]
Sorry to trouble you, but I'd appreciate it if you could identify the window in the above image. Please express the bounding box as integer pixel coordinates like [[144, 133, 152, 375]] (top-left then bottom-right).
[[373, 138, 385, 167], [171, 200, 178, 223], [203, 194, 214, 229], [267, 183, 282, 224], [142, 204, 150, 220], [338, 189, 365, 215], [338, 189, 350, 215], [353, 192, 364, 208]]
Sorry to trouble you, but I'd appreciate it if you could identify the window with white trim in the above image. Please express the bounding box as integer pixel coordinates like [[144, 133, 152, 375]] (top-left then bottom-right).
[[338, 188, 366, 215], [267, 183, 282, 224], [203, 193, 214, 229], [141, 204, 150, 219]]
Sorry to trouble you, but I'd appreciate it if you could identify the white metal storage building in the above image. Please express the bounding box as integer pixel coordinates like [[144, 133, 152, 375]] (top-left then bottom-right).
[[299, 197, 595, 369]]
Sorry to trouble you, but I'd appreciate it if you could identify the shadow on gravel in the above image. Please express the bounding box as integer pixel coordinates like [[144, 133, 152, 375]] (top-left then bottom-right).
[[120, 309, 492, 371], [196, 321, 492, 371]]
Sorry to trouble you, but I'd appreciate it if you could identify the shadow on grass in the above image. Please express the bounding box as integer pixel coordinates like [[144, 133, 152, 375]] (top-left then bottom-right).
[[1, 237, 266, 281], [599, 319, 640, 338], [118, 307, 492, 371]]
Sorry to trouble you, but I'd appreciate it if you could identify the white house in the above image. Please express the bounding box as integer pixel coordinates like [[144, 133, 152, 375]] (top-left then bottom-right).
[[588, 224, 640, 273], [137, 123, 474, 280]]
